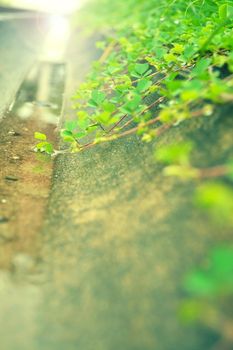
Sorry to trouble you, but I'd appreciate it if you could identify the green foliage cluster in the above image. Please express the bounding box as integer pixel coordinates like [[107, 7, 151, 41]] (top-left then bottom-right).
[[58, 0, 233, 152], [34, 132, 53, 154], [155, 141, 233, 225], [184, 246, 233, 297], [34, 0, 233, 224], [180, 246, 233, 345]]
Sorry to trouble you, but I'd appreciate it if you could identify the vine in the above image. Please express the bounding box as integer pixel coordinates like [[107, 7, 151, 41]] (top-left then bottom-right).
[[58, 0, 233, 151], [35, 0, 233, 154], [34, 0, 233, 219]]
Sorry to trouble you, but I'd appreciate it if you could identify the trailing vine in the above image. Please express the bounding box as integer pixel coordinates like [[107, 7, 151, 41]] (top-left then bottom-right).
[[35, 0, 233, 153], [59, 0, 233, 151], [34, 0, 233, 221]]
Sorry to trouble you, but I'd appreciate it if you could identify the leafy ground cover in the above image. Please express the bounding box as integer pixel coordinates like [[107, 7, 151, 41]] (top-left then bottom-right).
[[64, 0, 233, 152], [36, 0, 233, 182], [35, 0, 233, 241]]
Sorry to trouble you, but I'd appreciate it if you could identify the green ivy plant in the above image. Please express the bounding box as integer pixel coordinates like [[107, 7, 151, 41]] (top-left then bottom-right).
[[34, 132, 53, 154], [180, 246, 233, 347], [60, 0, 233, 151], [34, 1, 233, 221], [35, 0, 233, 156], [155, 141, 233, 224]]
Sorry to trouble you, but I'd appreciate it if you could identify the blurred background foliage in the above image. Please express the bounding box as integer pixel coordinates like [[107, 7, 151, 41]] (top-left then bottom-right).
[[181, 246, 233, 348]]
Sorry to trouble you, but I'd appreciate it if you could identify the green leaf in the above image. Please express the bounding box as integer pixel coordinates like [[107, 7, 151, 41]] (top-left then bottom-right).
[[171, 43, 184, 54], [136, 78, 152, 92], [36, 141, 53, 154], [192, 58, 211, 77], [155, 47, 166, 59], [89, 90, 106, 107], [34, 132, 47, 141], [179, 300, 203, 323], [122, 93, 142, 113], [96, 111, 111, 124], [61, 130, 76, 143], [102, 102, 116, 113], [62, 135, 76, 142], [195, 182, 233, 224], [74, 131, 86, 138], [44, 143, 54, 154], [211, 247, 233, 277], [184, 271, 217, 296], [155, 142, 193, 166], [61, 130, 73, 137], [134, 63, 149, 76], [219, 3, 233, 20], [164, 53, 177, 63], [183, 45, 197, 60], [65, 120, 78, 132]]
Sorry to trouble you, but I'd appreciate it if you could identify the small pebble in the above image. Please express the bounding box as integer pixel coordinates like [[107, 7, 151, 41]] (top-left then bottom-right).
[[5, 175, 18, 181], [1, 199, 7, 204], [11, 156, 21, 160], [8, 130, 21, 136]]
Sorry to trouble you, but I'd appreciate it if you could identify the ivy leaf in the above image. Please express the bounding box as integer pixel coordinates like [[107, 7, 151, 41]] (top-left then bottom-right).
[[61, 130, 73, 137], [195, 183, 233, 224], [44, 143, 54, 154], [165, 80, 183, 95], [136, 78, 152, 92], [34, 132, 47, 141], [88, 90, 106, 107], [219, 3, 233, 20], [133, 63, 149, 76], [96, 111, 111, 125], [184, 271, 217, 296], [65, 120, 78, 132], [36, 141, 53, 154], [107, 65, 122, 75], [183, 45, 197, 60], [164, 53, 177, 63], [122, 93, 142, 113], [171, 43, 184, 54], [211, 247, 233, 277], [155, 142, 193, 166], [74, 131, 86, 138], [102, 102, 116, 113], [155, 47, 166, 59], [191, 58, 211, 77], [77, 111, 90, 130]]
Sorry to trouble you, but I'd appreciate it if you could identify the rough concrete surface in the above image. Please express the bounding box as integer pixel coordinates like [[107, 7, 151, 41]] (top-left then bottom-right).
[[37, 107, 232, 350]]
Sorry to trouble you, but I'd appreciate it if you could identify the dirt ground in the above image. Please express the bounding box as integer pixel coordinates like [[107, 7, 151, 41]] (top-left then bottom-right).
[[0, 110, 56, 269]]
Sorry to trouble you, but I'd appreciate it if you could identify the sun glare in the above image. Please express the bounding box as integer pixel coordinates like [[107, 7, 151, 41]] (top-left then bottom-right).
[[10, 0, 81, 14], [40, 15, 70, 62]]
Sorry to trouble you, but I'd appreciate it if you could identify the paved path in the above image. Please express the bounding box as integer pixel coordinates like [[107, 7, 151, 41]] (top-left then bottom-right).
[[0, 13, 47, 118]]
